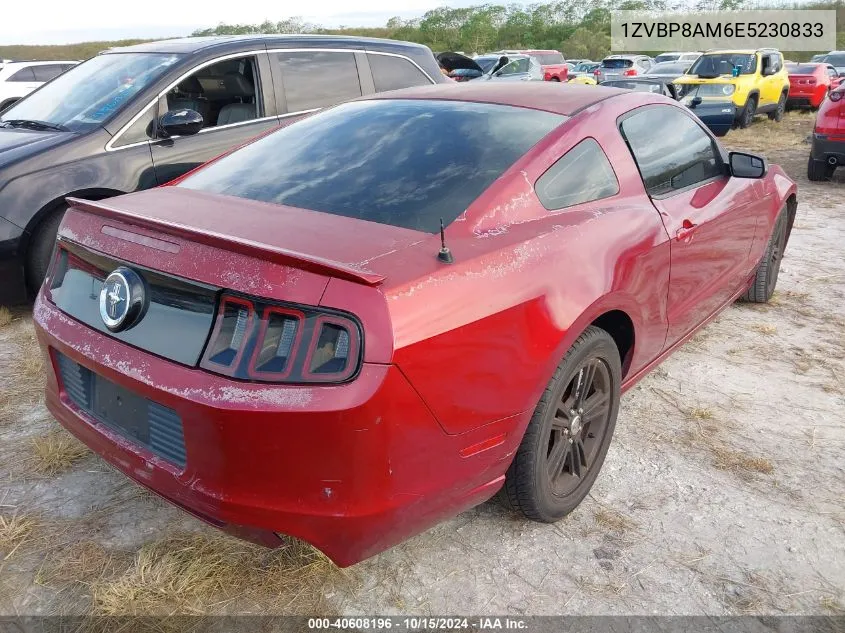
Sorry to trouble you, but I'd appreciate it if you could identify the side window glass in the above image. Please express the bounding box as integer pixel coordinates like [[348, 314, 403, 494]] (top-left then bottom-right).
[[278, 51, 362, 112], [164, 56, 262, 130], [115, 104, 157, 147], [8, 67, 36, 82], [535, 138, 619, 210], [620, 106, 723, 197], [33, 65, 64, 82], [367, 53, 432, 92]]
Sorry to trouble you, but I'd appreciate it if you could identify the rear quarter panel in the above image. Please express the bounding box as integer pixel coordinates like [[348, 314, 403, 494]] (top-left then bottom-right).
[[386, 96, 673, 435]]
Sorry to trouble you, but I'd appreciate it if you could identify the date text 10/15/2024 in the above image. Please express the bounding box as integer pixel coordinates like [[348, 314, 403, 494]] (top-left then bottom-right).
[[307, 617, 529, 630]]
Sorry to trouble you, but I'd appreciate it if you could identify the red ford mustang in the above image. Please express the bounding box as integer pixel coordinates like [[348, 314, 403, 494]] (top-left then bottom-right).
[[34, 83, 797, 567]]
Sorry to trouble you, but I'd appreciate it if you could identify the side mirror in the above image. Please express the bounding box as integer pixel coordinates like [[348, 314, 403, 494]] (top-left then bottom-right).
[[158, 109, 203, 138], [690, 96, 703, 108], [729, 151, 767, 179]]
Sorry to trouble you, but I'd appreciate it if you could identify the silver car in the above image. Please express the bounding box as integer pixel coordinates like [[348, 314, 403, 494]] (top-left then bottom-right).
[[595, 55, 653, 82], [487, 55, 544, 82]]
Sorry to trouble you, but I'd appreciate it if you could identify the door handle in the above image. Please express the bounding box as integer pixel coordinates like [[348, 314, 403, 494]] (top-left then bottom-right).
[[676, 219, 698, 241]]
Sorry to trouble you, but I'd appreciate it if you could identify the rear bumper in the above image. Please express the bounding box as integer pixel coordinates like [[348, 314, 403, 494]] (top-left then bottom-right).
[[0, 216, 28, 305], [33, 293, 517, 566], [787, 94, 822, 108], [811, 133, 845, 164]]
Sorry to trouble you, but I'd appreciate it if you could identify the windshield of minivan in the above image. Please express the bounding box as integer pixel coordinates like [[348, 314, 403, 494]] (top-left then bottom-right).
[[689, 53, 756, 76], [0, 52, 181, 132]]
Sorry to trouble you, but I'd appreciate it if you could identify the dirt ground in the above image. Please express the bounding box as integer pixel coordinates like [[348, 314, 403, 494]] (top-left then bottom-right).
[[0, 111, 843, 617]]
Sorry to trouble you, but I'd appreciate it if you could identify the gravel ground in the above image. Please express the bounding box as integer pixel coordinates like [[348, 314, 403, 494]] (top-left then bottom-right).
[[0, 113, 842, 617]]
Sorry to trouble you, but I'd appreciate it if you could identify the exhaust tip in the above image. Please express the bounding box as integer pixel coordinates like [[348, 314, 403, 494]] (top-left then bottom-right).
[[828, 156, 838, 165]]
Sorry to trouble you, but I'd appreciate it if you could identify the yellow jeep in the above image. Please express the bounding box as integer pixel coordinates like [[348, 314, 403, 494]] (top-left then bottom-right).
[[673, 48, 790, 128]]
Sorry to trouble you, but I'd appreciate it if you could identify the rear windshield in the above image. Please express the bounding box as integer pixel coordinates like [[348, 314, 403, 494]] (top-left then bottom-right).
[[789, 64, 820, 74], [602, 59, 634, 69], [535, 53, 564, 65], [179, 99, 564, 233], [654, 54, 680, 63]]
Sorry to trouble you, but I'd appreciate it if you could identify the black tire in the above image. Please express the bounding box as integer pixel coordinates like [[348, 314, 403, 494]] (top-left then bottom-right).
[[739, 95, 757, 129], [807, 155, 834, 181], [504, 326, 621, 522], [741, 208, 788, 303], [25, 206, 66, 293], [550, 77, 560, 82], [768, 92, 786, 122]]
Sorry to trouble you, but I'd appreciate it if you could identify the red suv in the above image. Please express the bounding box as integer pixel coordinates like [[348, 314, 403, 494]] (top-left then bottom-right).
[[500, 49, 568, 82], [808, 84, 845, 180]]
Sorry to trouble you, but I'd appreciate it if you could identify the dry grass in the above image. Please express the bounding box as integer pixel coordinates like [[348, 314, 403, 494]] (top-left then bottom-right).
[[820, 595, 844, 613], [0, 513, 37, 559], [593, 507, 638, 534], [752, 324, 778, 336], [36, 540, 129, 588], [29, 429, 89, 475], [0, 307, 11, 328], [728, 110, 814, 154], [92, 532, 341, 615], [688, 407, 714, 421], [712, 448, 774, 475]]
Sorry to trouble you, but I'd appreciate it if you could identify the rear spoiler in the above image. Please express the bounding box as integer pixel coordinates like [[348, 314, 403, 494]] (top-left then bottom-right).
[[66, 197, 386, 286]]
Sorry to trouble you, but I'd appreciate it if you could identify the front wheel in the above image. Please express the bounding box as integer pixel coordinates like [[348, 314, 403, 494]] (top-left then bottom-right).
[[741, 208, 788, 303], [739, 95, 757, 128], [505, 326, 621, 522], [768, 92, 786, 121], [25, 206, 66, 293]]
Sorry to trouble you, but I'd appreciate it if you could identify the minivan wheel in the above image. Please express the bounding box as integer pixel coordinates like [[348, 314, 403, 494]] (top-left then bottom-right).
[[739, 95, 757, 128], [26, 206, 66, 293], [504, 326, 621, 522]]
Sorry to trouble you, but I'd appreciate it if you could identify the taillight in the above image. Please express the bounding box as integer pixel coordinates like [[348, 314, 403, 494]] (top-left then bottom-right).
[[201, 294, 362, 383], [623, 68, 637, 76], [593, 69, 601, 75]]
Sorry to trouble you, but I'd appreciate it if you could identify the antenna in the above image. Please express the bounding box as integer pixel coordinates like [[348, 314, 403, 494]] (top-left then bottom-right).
[[437, 218, 454, 264]]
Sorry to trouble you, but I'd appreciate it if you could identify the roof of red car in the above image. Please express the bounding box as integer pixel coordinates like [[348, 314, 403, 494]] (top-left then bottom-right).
[[367, 82, 629, 116]]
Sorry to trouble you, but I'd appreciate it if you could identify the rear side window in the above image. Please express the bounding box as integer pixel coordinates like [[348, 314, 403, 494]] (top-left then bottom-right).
[[8, 67, 36, 81], [32, 65, 65, 82], [368, 53, 432, 92], [535, 138, 619, 211], [277, 51, 362, 112], [180, 99, 564, 233], [620, 105, 722, 197]]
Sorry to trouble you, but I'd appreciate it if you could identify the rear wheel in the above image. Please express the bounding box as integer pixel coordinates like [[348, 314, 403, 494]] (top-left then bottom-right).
[[739, 95, 757, 128], [807, 155, 835, 181], [25, 206, 66, 293], [505, 326, 621, 522], [768, 92, 786, 121], [550, 77, 560, 82], [741, 208, 787, 303]]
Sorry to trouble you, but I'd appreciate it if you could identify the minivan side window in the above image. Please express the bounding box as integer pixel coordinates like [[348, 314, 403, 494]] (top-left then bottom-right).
[[367, 53, 432, 92], [32, 65, 66, 82], [278, 51, 362, 112], [8, 67, 36, 82], [535, 138, 619, 210], [620, 105, 723, 197]]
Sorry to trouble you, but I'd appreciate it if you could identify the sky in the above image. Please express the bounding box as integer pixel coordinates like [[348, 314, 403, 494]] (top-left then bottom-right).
[[2, 1, 476, 45]]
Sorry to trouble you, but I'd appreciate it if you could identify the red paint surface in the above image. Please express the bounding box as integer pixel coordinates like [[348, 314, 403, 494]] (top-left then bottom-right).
[[34, 86, 797, 566], [815, 86, 845, 136], [788, 64, 842, 108]]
